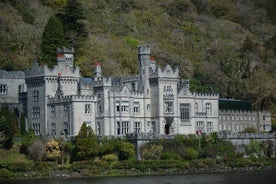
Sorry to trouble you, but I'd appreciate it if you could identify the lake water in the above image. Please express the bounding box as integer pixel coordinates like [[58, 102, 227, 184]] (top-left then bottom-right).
[[2, 171, 276, 184]]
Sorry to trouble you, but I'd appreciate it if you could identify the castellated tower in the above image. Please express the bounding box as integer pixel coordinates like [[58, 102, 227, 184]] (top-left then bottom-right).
[[57, 47, 74, 68], [93, 61, 102, 80], [138, 44, 151, 95]]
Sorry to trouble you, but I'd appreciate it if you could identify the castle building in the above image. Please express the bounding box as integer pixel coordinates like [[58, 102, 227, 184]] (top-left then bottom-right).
[[218, 99, 271, 132], [11, 45, 218, 136], [0, 70, 26, 114], [1, 45, 270, 137]]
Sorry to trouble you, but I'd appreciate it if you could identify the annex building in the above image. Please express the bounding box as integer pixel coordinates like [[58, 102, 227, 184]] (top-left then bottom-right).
[[0, 45, 271, 137]]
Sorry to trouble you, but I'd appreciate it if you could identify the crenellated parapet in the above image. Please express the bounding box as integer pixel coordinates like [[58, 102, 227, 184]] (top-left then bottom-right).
[[0, 70, 25, 79], [93, 77, 112, 87], [48, 94, 96, 103], [149, 64, 179, 79], [25, 61, 80, 78], [192, 92, 219, 98]]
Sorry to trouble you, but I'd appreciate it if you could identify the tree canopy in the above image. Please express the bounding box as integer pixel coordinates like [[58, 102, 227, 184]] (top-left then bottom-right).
[[75, 122, 98, 160]]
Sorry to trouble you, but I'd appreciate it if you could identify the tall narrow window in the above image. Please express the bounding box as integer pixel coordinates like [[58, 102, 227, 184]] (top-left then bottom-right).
[[164, 101, 173, 113], [206, 103, 211, 115], [51, 123, 56, 136], [196, 121, 205, 132], [97, 122, 101, 136], [32, 91, 39, 102], [122, 121, 129, 134], [33, 123, 40, 135], [116, 101, 120, 112], [121, 101, 129, 112], [134, 122, 141, 133], [116, 121, 121, 135], [18, 85, 24, 93], [133, 102, 140, 114], [85, 104, 91, 115], [0, 84, 7, 95], [180, 103, 190, 122], [32, 107, 40, 119], [64, 122, 68, 135], [50, 106, 55, 118], [207, 122, 213, 133]]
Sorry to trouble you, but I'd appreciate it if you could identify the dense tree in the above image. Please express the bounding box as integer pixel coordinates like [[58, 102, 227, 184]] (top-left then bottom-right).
[[19, 113, 26, 136], [99, 137, 135, 161], [59, 0, 87, 49], [20, 129, 35, 154], [75, 122, 98, 160], [0, 106, 18, 149], [41, 15, 67, 67]]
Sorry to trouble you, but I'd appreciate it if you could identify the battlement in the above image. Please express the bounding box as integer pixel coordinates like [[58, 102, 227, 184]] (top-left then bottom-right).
[[192, 92, 219, 97], [149, 64, 179, 78], [57, 47, 74, 54], [138, 44, 150, 55], [93, 78, 112, 87], [25, 61, 80, 78], [0, 70, 25, 79], [48, 94, 96, 103]]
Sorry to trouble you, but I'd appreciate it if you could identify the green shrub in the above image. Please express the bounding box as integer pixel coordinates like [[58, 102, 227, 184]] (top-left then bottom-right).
[[0, 168, 12, 178], [185, 147, 198, 160], [161, 152, 182, 160], [102, 154, 118, 163]]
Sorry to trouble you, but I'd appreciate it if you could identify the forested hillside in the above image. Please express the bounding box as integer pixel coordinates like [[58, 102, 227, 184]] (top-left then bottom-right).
[[0, 0, 276, 117]]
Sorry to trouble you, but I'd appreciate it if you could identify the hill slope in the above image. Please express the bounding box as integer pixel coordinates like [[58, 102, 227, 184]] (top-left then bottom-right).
[[0, 0, 276, 116]]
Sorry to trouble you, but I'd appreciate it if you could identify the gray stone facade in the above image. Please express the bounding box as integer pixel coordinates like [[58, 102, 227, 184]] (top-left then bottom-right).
[[0, 70, 26, 113], [0, 45, 271, 137], [219, 109, 271, 132]]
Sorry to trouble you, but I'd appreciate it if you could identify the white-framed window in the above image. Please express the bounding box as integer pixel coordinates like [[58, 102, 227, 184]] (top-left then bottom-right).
[[146, 104, 151, 112], [121, 101, 129, 112], [116, 121, 129, 135], [18, 84, 24, 93], [207, 122, 213, 133], [33, 123, 40, 135], [32, 107, 40, 119], [196, 121, 205, 132], [195, 102, 198, 113], [32, 91, 39, 102], [85, 104, 91, 115], [0, 84, 7, 95], [97, 122, 101, 135], [50, 106, 55, 118], [64, 105, 68, 113], [133, 102, 140, 114], [205, 103, 211, 115], [180, 103, 190, 122], [116, 101, 120, 112], [164, 85, 173, 93], [64, 122, 69, 135], [51, 123, 56, 136], [134, 122, 141, 133], [164, 101, 173, 113]]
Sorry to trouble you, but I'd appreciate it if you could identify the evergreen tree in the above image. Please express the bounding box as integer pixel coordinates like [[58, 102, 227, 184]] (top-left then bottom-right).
[[59, 0, 87, 49], [0, 106, 18, 149], [75, 122, 98, 160], [41, 15, 67, 67], [20, 113, 26, 136]]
